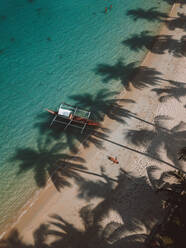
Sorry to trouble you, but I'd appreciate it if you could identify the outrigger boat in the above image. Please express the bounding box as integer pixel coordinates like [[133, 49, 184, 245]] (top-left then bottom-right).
[[46, 102, 100, 134]]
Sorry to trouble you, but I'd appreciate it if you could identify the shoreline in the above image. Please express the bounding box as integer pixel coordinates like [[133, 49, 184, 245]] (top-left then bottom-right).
[[0, 2, 177, 239], [1, 2, 185, 243]]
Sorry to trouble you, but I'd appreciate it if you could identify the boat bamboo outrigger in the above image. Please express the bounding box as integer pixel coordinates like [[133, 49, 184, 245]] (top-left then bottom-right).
[[46, 102, 100, 134]]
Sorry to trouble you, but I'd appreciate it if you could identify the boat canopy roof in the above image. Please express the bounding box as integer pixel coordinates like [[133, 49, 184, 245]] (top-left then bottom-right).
[[58, 102, 91, 119], [58, 108, 72, 117]]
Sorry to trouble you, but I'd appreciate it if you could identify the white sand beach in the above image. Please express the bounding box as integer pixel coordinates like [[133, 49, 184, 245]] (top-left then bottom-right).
[[1, 3, 186, 247]]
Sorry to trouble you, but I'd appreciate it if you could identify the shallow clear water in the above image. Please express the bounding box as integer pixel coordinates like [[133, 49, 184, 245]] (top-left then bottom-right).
[[0, 0, 170, 232]]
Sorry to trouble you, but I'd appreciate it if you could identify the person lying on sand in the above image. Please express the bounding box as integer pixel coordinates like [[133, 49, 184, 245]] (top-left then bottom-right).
[[108, 156, 119, 164]]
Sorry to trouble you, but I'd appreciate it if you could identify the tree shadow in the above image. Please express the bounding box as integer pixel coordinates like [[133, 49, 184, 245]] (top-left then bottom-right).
[[34, 110, 108, 154], [92, 169, 163, 236], [165, 12, 186, 31], [34, 89, 136, 154], [127, 7, 186, 32], [178, 146, 186, 161], [146, 165, 172, 192], [179, 35, 186, 56], [69, 89, 135, 123], [3, 170, 159, 248], [0, 224, 50, 248], [76, 168, 186, 248], [75, 167, 116, 201], [162, 0, 186, 6], [10, 136, 86, 191], [152, 79, 186, 102], [123, 31, 186, 57], [126, 116, 186, 169], [112, 233, 147, 248], [0, 229, 33, 248], [47, 172, 152, 248], [69, 89, 167, 130], [145, 167, 186, 247], [0, 169, 166, 248], [33, 224, 50, 248], [95, 59, 162, 90], [127, 7, 168, 22], [47, 210, 127, 248], [123, 31, 173, 54], [147, 166, 186, 193]]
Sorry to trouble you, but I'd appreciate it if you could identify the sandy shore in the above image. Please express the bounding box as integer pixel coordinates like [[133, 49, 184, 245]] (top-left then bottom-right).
[[1, 3, 186, 247]]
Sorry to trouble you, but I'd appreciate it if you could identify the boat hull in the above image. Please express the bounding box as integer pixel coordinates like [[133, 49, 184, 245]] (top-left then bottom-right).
[[46, 109, 99, 127]]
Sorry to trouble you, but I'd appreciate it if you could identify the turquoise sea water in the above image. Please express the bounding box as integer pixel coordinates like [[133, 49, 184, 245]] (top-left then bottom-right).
[[0, 0, 170, 234]]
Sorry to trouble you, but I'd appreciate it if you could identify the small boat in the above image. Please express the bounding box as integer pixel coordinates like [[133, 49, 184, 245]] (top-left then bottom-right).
[[46, 102, 100, 133]]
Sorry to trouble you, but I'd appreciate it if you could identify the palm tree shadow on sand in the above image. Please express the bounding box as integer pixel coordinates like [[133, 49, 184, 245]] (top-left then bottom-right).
[[95, 59, 162, 90], [127, 7, 168, 22], [126, 116, 186, 169], [165, 12, 186, 32], [1, 169, 173, 248], [0, 229, 33, 248], [147, 165, 186, 193], [75, 166, 116, 201], [10, 136, 86, 191], [123, 31, 174, 54], [47, 169, 165, 248], [123, 31, 186, 57], [127, 7, 186, 32], [47, 210, 146, 248], [69, 89, 135, 124], [75, 168, 186, 247], [152, 79, 186, 102], [0, 224, 51, 248], [69, 89, 168, 134], [146, 166, 186, 247]]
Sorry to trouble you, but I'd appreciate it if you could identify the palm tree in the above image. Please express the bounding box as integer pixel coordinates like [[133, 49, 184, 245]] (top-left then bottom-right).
[[126, 116, 186, 168], [11, 137, 86, 190]]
